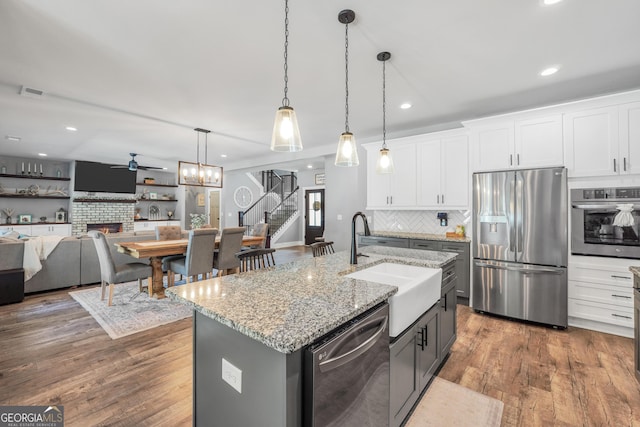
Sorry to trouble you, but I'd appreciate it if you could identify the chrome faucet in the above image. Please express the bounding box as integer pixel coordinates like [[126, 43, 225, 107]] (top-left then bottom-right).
[[350, 212, 371, 264]]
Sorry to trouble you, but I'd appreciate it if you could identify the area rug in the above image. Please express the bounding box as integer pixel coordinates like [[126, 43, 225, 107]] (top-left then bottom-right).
[[405, 377, 504, 427], [69, 281, 192, 339]]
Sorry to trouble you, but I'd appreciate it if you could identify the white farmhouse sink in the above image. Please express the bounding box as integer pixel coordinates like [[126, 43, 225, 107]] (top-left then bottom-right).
[[346, 263, 442, 337]]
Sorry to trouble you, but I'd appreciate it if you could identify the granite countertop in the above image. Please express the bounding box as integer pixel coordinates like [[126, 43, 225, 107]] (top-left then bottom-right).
[[368, 230, 471, 243], [630, 266, 640, 277], [166, 245, 457, 354]]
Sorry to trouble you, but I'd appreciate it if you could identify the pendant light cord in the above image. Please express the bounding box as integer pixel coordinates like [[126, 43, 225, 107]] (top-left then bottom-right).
[[382, 58, 387, 149], [196, 130, 200, 164], [344, 22, 350, 132], [282, 0, 290, 107]]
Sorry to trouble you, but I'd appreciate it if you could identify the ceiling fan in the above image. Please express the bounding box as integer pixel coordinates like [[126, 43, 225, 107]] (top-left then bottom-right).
[[111, 153, 163, 172]]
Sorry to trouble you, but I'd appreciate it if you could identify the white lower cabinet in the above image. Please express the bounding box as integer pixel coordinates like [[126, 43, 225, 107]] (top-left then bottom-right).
[[0, 223, 71, 236], [568, 260, 634, 337], [30, 224, 72, 236]]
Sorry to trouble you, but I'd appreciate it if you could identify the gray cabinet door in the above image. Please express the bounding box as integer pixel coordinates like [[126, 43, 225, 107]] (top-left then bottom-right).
[[360, 235, 410, 248], [417, 305, 440, 391], [441, 241, 470, 299], [440, 279, 457, 357], [409, 239, 440, 251], [389, 325, 419, 427]]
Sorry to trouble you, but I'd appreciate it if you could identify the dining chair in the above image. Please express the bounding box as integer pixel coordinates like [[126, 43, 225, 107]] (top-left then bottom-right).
[[213, 227, 246, 276], [156, 225, 182, 241], [164, 228, 218, 286], [88, 230, 152, 306], [236, 248, 276, 272], [309, 241, 335, 257], [249, 223, 269, 249]]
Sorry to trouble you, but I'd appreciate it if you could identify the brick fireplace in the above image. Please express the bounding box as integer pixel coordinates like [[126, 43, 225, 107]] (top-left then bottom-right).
[[72, 196, 136, 236]]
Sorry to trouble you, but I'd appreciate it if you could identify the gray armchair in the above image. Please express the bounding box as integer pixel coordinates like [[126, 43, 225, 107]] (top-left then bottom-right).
[[164, 228, 218, 286], [213, 227, 245, 276], [88, 230, 152, 306]]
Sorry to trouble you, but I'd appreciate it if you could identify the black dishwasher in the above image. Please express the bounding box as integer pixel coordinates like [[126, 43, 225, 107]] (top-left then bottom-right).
[[304, 303, 390, 427]]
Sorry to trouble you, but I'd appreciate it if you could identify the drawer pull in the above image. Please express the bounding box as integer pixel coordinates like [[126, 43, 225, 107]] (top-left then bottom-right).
[[611, 313, 632, 320], [611, 294, 632, 299], [611, 275, 631, 280]]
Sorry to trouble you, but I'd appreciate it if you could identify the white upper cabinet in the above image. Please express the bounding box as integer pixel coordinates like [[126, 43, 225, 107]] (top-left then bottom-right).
[[469, 114, 563, 172], [470, 125, 513, 171], [563, 106, 619, 177], [366, 140, 417, 209], [619, 101, 640, 175], [514, 115, 564, 168], [564, 101, 640, 177], [417, 135, 469, 208]]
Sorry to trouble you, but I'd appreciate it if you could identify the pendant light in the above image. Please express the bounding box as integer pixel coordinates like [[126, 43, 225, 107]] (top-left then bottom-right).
[[178, 128, 223, 188], [376, 51, 394, 174], [335, 9, 359, 167], [271, 0, 303, 152]]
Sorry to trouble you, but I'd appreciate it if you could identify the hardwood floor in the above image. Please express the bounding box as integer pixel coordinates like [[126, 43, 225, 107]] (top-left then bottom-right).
[[1, 252, 639, 426], [439, 306, 640, 427]]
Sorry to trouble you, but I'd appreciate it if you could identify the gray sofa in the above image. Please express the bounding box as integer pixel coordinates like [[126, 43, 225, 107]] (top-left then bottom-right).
[[0, 231, 165, 294]]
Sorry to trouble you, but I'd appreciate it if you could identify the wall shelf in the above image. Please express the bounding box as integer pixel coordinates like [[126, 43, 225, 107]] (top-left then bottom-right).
[[0, 194, 70, 199], [0, 173, 70, 181], [73, 198, 137, 203], [136, 182, 178, 188], [136, 199, 178, 202]]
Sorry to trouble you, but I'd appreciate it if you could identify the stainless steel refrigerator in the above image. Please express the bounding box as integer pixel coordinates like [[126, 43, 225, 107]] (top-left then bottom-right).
[[472, 167, 568, 328]]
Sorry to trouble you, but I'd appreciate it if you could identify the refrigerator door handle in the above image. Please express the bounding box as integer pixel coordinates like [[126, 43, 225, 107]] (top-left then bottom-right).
[[474, 261, 564, 275]]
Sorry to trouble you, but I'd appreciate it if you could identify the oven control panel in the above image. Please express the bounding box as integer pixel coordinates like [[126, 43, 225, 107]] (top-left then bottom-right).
[[580, 187, 640, 200]]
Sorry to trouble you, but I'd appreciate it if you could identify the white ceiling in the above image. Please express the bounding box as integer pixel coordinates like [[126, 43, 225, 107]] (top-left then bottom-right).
[[1, 0, 640, 172]]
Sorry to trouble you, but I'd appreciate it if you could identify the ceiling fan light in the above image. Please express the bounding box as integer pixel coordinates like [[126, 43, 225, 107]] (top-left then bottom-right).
[[271, 106, 303, 152], [376, 148, 394, 174], [335, 132, 359, 167]]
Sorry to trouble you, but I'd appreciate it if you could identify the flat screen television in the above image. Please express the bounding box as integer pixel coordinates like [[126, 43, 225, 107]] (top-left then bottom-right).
[[74, 160, 137, 194]]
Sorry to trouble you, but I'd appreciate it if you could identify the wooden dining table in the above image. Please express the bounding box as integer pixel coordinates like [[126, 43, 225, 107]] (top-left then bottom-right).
[[115, 235, 266, 298]]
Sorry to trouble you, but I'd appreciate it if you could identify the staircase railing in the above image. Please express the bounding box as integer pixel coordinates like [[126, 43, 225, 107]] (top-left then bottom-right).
[[266, 186, 299, 237], [239, 171, 298, 234]]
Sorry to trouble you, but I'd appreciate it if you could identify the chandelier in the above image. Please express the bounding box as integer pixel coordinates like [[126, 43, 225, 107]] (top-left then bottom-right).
[[178, 128, 223, 188]]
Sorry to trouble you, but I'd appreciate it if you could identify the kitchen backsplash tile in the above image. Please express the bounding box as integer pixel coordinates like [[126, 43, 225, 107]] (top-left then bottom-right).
[[372, 210, 471, 235]]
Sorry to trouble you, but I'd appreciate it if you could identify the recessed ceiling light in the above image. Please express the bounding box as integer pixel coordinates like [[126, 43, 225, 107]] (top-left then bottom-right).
[[400, 103, 412, 110], [38, 153, 47, 157], [307, 164, 313, 169], [65, 126, 77, 132], [540, 66, 559, 76], [542, 0, 563, 5], [162, 167, 168, 170], [5, 135, 21, 141], [220, 154, 227, 158]]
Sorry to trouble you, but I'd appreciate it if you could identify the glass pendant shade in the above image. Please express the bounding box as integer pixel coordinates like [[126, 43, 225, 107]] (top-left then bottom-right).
[[335, 132, 359, 167], [376, 147, 394, 173], [271, 106, 303, 152]]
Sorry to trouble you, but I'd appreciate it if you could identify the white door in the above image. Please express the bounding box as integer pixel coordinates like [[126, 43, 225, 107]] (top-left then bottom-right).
[[209, 190, 221, 229]]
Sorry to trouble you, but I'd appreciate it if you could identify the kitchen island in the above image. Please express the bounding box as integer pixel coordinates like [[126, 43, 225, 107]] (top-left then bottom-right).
[[166, 245, 457, 427]]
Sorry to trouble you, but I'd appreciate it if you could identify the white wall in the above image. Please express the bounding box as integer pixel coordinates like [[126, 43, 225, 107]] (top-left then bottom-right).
[[323, 145, 369, 252]]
